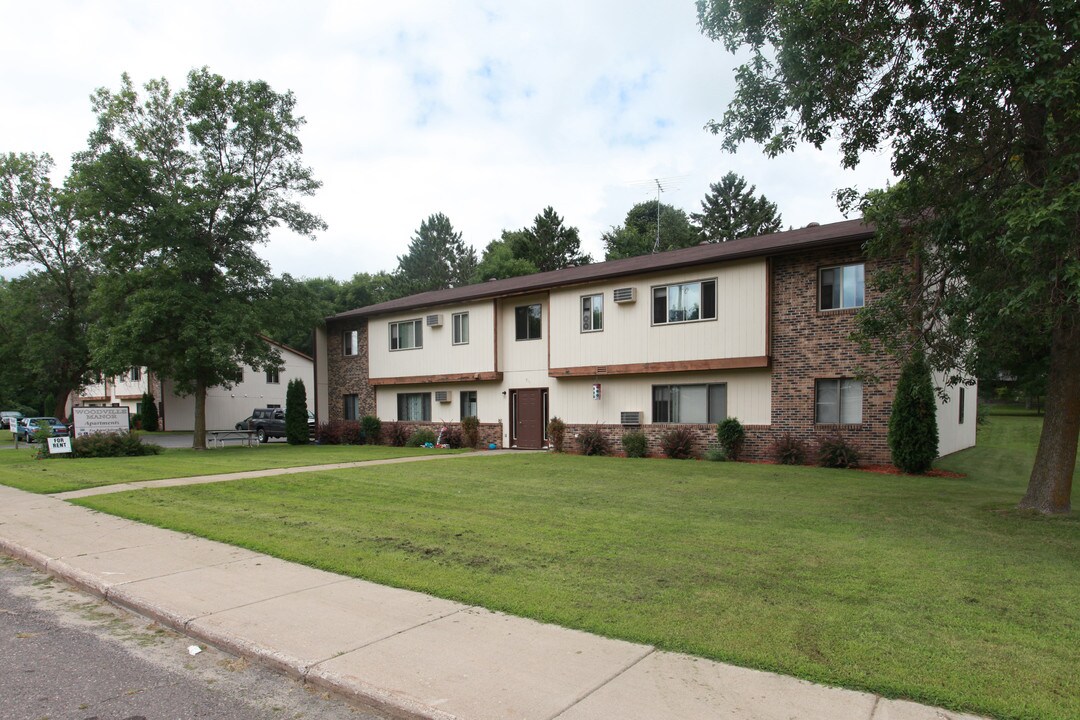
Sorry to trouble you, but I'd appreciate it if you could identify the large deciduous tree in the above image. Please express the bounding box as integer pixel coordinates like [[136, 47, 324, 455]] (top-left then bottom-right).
[[602, 200, 698, 260], [72, 69, 325, 449], [691, 172, 783, 243], [472, 238, 537, 283], [0, 153, 93, 419], [509, 206, 591, 272], [395, 213, 476, 296], [698, 0, 1079, 513]]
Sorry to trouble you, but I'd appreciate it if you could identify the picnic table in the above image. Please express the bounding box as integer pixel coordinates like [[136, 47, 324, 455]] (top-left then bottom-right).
[[205, 429, 258, 448]]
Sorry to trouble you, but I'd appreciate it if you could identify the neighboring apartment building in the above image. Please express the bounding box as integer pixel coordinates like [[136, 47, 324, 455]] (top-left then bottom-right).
[[72, 338, 314, 431], [316, 219, 976, 463]]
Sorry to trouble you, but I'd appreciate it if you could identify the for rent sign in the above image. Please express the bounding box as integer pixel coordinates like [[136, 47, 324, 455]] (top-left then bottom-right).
[[73, 407, 130, 438]]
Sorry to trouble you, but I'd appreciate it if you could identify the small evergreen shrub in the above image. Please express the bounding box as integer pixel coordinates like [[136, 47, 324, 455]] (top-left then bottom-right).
[[72, 431, 162, 458], [771, 433, 808, 465], [660, 427, 696, 459], [384, 422, 409, 447], [141, 392, 159, 432], [716, 418, 746, 460], [440, 425, 464, 449], [816, 434, 860, 468], [547, 417, 566, 452], [361, 415, 382, 445], [285, 378, 310, 445], [461, 415, 480, 448], [888, 352, 939, 473], [340, 421, 363, 445], [577, 426, 609, 456], [406, 428, 437, 447], [621, 431, 648, 458], [315, 422, 342, 445]]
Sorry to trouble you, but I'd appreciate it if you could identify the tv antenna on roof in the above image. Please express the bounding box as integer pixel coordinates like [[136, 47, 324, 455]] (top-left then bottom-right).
[[652, 178, 666, 253]]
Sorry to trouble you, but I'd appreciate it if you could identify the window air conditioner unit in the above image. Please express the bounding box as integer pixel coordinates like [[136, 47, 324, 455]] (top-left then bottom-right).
[[435, 390, 451, 403], [620, 411, 643, 426], [426, 314, 443, 327], [613, 287, 636, 303]]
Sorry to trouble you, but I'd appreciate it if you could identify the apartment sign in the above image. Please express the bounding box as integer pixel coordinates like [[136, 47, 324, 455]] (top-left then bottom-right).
[[73, 407, 130, 438]]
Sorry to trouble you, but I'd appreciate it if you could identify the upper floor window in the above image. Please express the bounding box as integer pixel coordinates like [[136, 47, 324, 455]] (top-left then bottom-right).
[[820, 263, 865, 310], [581, 294, 603, 332], [390, 319, 423, 350], [453, 312, 470, 345], [653, 279, 717, 324], [515, 304, 542, 340], [266, 368, 280, 384], [815, 378, 862, 424], [652, 383, 727, 424], [129, 367, 142, 382], [344, 330, 359, 356]]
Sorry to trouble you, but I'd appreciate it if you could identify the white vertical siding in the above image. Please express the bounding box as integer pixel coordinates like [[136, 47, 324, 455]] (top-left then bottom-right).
[[369, 301, 495, 379], [934, 372, 977, 457]]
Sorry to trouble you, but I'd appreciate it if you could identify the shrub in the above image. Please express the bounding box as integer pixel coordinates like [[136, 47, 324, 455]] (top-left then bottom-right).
[[285, 378, 310, 445], [361, 415, 382, 445], [771, 432, 808, 465], [130, 413, 142, 430], [576, 425, 610, 456], [141, 392, 159, 432], [716, 418, 746, 460], [340, 421, 363, 445], [383, 421, 409, 447], [704, 447, 728, 462], [440, 425, 464, 449], [816, 434, 860, 468], [315, 422, 342, 445], [461, 415, 479, 449], [72, 431, 162, 458], [547, 417, 566, 452], [621, 431, 648, 458], [406, 428, 437, 447], [660, 427, 696, 459], [888, 352, 939, 473]]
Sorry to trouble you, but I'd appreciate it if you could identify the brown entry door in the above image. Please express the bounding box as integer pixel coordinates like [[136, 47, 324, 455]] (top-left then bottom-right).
[[512, 388, 547, 449]]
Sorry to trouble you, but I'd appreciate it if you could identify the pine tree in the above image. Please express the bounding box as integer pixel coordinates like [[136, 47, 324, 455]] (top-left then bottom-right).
[[140, 391, 159, 432], [285, 378, 309, 445], [690, 173, 782, 243], [888, 352, 939, 474], [395, 213, 477, 296], [509, 207, 590, 272]]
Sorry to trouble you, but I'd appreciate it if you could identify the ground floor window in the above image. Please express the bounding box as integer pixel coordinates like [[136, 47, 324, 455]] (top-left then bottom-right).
[[343, 394, 359, 421], [460, 390, 478, 419], [652, 383, 727, 423], [815, 378, 862, 424], [398, 392, 431, 421]]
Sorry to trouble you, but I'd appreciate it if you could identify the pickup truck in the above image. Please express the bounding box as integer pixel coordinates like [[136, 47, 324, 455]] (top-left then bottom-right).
[[248, 407, 286, 443]]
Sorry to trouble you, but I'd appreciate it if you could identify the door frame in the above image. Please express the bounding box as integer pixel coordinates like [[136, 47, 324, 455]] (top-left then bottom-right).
[[509, 387, 549, 449]]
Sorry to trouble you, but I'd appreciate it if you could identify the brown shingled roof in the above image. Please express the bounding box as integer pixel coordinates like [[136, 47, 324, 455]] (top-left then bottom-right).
[[328, 217, 874, 321]]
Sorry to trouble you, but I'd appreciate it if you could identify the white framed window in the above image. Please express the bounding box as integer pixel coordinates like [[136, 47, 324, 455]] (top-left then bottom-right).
[[390, 319, 423, 350], [819, 263, 865, 310], [652, 279, 717, 324], [515, 304, 542, 340], [397, 392, 431, 421], [129, 367, 141, 382], [581, 294, 603, 332], [453, 312, 469, 345], [652, 384, 727, 423], [266, 368, 280, 384], [343, 394, 359, 421], [815, 378, 863, 424], [460, 390, 478, 419], [343, 330, 359, 356]]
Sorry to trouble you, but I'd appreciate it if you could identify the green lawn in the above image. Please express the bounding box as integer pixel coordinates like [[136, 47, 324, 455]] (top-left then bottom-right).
[[71, 417, 1078, 720], [0, 444, 460, 494]]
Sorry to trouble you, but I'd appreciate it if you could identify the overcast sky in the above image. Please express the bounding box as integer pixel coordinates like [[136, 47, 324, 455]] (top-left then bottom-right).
[[2, 0, 895, 281]]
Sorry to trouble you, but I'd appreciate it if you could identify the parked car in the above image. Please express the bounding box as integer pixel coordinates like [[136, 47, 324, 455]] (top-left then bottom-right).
[[17, 417, 69, 442], [1, 411, 24, 430], [234, 415, 253, 431]]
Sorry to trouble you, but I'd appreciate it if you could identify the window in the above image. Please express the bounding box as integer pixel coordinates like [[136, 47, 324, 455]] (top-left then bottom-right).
[[652, 384, 727, 423], [819, 263, 865, 310], [344, 330, 359, 356], [815, 379, 863, 424], [515, 304, 542, 340], [581, 294, 603, 332], [266, 368, 280, 384], [397, 393, 431, 421], [959, 388, 966, 424], [652, 279, 717, 324], [453, 312, 470, 345], [390, 319, 423, 350], [343, 394, 359, 421], [129, 367, 141, 382], [460, 390, 478, 419]]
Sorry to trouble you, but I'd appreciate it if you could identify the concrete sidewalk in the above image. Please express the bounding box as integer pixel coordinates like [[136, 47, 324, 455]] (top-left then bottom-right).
[[0, 483, 986, 720]]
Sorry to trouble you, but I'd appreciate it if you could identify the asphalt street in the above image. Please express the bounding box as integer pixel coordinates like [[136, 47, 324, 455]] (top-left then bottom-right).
[[0, 556, 387, 720]]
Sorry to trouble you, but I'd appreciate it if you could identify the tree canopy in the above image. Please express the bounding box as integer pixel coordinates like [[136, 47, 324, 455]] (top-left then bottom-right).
[[690, 172, 782, 242], [72, 68, 325, 448], [508, 206, 591, 272], [472, 237, 538, 283], [602, 200, 698, 259], [394, 213, 476, 296], [698, 0, 1079, 513]]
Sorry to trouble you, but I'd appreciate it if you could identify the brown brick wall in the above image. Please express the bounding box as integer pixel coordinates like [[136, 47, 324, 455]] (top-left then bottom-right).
[[325, 318, 377, 424], [382, 420, 503, 449], [562, 422, 770, 458]]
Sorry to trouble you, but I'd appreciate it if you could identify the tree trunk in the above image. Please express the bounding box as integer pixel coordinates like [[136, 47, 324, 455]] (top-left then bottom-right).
[[52, 387, 72, 423], [1019, 314, 1079, 513], [192, 378, 208, 451]]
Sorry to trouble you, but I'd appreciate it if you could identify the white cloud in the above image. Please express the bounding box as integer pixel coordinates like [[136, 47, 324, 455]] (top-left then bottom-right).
[[0, 0, 895, 281]]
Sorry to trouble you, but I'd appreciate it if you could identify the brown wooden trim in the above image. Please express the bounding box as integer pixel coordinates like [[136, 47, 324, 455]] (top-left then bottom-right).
[[548, 356, 770, 378], [78, 396, 109, 403], [117, 394, 143, 401], [370, 371, 504, 386]]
